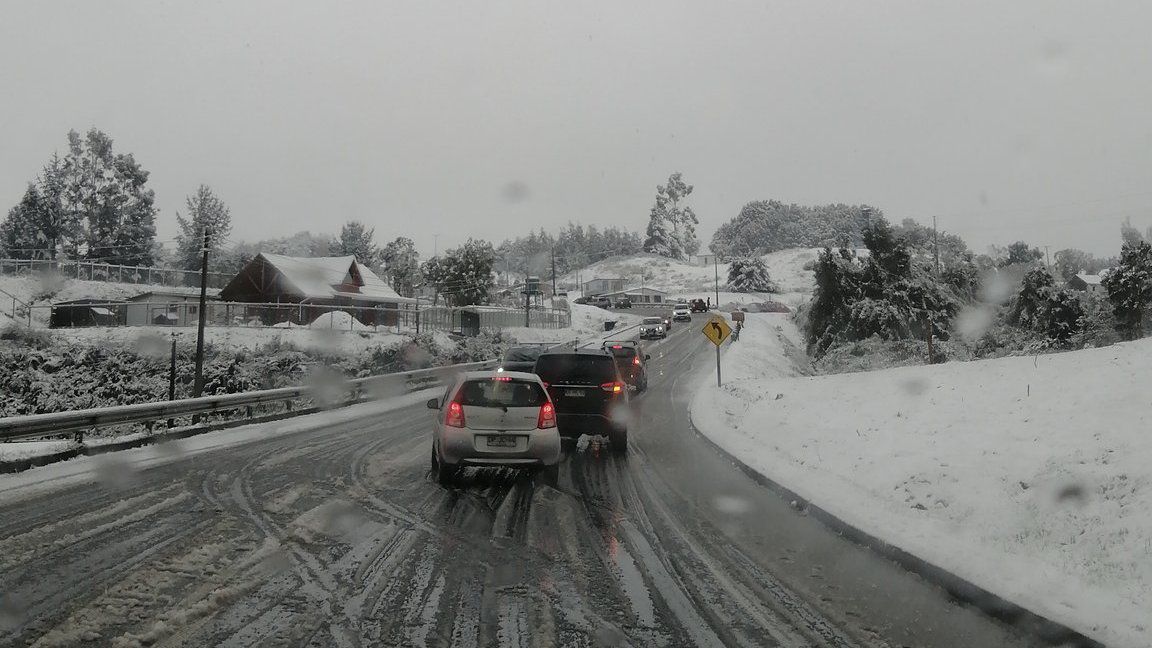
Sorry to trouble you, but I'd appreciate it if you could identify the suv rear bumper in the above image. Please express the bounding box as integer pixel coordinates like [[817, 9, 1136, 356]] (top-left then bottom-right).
[[555, 413, 621, 439]]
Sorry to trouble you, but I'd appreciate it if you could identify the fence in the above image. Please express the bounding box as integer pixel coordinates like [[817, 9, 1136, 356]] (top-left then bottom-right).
[[0, 258, 231, 290], [34, 300, 570, 334]]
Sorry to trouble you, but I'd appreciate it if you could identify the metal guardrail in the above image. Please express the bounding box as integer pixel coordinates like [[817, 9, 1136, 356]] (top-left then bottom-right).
[[0, 360, 498, 442]]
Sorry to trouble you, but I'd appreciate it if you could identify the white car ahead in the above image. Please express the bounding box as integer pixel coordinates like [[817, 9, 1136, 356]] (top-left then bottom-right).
[[428, 371, 561, 486]]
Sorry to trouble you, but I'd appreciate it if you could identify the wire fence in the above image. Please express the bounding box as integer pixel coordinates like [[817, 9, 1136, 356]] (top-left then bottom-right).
[[0, 258, 232, 289], [35, 300, 570, 335]]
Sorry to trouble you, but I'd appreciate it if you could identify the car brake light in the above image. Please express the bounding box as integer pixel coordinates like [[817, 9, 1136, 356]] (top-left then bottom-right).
[[537, 402, 556, 429], [611, 345, 622, 349], [600, 381, 623, 394], [632, 356, 641, 366], [446, 401, 466, 428], [493, 376, 512, 382]]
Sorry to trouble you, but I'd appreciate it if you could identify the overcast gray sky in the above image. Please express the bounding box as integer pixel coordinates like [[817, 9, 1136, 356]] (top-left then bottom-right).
[[2, 1, 1150, 258]]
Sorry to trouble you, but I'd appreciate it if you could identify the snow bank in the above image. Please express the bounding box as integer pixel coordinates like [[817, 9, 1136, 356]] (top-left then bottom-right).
[[691, 313, 1150, 648]]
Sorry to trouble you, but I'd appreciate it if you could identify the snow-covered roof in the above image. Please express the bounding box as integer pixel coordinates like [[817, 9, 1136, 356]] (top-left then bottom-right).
[[257, 253, 414, 303], [1074, 273, 1104, 286]]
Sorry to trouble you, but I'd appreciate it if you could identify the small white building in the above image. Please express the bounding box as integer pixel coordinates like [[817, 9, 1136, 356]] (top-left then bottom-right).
[[582, 278, 628, 296], [1068, 271, 1109, 295], [596, 286, 669, 305], [125, 288, 220, 326]]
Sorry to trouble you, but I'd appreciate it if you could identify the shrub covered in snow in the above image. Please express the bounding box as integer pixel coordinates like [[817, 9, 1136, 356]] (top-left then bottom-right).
[[726, 257, 779, 293]]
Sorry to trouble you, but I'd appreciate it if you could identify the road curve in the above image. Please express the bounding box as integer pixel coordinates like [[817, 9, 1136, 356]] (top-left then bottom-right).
[[0, 315, 1045, 647]]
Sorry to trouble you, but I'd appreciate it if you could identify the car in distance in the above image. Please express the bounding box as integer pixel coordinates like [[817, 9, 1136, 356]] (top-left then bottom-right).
[[428, 371, 561, 485], [602, 340, 649, 392], [672, 303, 692, 322], [498, 344, 551, 373], [572, 296, 590, 305], [590, 296, 612, 309], [639, 316, 667, 339], [533, 349, 629, 452], [614, 297, 633, 308], [689, 298, 708, 313]]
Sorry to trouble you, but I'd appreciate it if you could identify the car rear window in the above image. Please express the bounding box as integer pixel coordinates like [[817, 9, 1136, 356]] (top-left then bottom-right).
[[642, 317, 662, 324], [504, 347, 544, 362], [534, 354, 619, 385], [456, 378, 547, 407], [606, 346, 638, 359]]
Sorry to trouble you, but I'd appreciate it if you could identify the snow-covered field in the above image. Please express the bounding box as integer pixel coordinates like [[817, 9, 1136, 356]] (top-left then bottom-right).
[[691, 313, 1150, 648], [560, 249, 820, 308]]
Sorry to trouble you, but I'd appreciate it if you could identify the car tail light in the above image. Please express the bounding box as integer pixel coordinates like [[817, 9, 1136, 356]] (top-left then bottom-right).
[[611, 345, 623, 349], [632, 356, 641, 366], [600, 381, 624, 394], [537, 402, 556, 429], [493, 376, 512, 382], [446, 401, 466, 428]]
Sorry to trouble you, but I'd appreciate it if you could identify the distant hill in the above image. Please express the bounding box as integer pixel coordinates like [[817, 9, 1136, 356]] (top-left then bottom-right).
[[710, 200, 875, 257]]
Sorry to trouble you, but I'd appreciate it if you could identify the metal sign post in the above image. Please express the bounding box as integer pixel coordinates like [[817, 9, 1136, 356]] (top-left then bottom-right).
[[700, 315, 732, 387]]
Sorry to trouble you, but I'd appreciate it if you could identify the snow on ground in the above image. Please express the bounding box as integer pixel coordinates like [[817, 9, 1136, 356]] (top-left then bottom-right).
[[51, 323, 411, 355], [559, 249, 819, 307], [691, 313, 1150, 648], [0, 440, 75, 462], [0, 275, 190, 326], [505, 303, 642, 345], [0, 388, 439, 502]]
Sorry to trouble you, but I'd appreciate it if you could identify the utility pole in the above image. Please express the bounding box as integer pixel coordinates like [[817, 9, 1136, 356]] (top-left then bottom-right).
[[193, 226, 210, 399], [713, 254, 720, 309], [168, 334, 177, 428], [1044, 245, 1051, 267], [550, 246, 557, 296], [932, 216, 941, 276]]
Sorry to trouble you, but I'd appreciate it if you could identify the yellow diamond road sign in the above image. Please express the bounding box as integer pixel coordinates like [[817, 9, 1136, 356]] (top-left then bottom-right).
[[701, 315, 731, 347]]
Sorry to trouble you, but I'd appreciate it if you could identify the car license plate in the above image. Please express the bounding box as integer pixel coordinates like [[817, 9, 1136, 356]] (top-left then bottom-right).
[[564, 389, 585, 397], [486, 435, 518, 448]]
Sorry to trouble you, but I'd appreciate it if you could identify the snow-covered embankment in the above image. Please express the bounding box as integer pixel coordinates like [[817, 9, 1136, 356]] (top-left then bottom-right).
[[690, 313, 1150, 648]]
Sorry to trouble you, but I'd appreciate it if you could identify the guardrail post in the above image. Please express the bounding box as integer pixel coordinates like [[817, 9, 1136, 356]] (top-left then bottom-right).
[[145, 420, 155, 435], [285, 400, 293, 412], [246, 405, 254, 419], [74, 429, 85, 444]]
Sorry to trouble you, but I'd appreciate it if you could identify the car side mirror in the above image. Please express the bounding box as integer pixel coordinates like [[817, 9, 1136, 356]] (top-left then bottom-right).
[[645, 354, 651, 360], [426, 398, 439, 410]]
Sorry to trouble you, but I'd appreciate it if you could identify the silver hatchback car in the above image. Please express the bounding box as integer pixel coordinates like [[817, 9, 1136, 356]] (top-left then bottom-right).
[[427, 371, 561, 485]]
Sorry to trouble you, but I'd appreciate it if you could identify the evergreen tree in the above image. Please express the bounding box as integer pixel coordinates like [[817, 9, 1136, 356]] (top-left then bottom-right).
[[1002, 241, 1044, 267], [174, 185, 232, 272], [382, 236, 422, 297], [1008, 266, 1056, 328], [727, 257, 779, 293], [1102, 241, 1152, 339], [643, 172, 698, 260], [331, 221, 380, 267]]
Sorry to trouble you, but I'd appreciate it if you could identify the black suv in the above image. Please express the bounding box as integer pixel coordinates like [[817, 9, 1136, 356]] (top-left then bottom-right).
[[498, 344, 551, 373], [690, 298, 708, 313], [533, 349, 629, 452], [602, 341, 649, 392], [615, 298, 633, 308]]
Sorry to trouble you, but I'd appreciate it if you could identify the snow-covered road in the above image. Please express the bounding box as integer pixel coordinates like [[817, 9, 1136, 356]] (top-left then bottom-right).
[[1, 315, 1049, 647]]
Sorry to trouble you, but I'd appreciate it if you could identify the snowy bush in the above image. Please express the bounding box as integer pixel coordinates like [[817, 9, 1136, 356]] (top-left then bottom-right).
[[726, 257, 779, 293]]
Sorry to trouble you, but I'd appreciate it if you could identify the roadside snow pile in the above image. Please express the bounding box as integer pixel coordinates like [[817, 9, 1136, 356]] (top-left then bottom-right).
[[691, 313, 1151, 648], [308, 310, 375, 331]]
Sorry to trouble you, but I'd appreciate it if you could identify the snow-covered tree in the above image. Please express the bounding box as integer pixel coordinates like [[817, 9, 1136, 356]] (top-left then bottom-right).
[[422, 239, 496, 306], [1103, 240, 1152, 339], [382, 236, 421, 297], [726, 257, 778, 293], [643, 172, 698, 261], [62, 128, 158, 265], [331, 221, 380, 267], [174, 185, 232, 272]]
